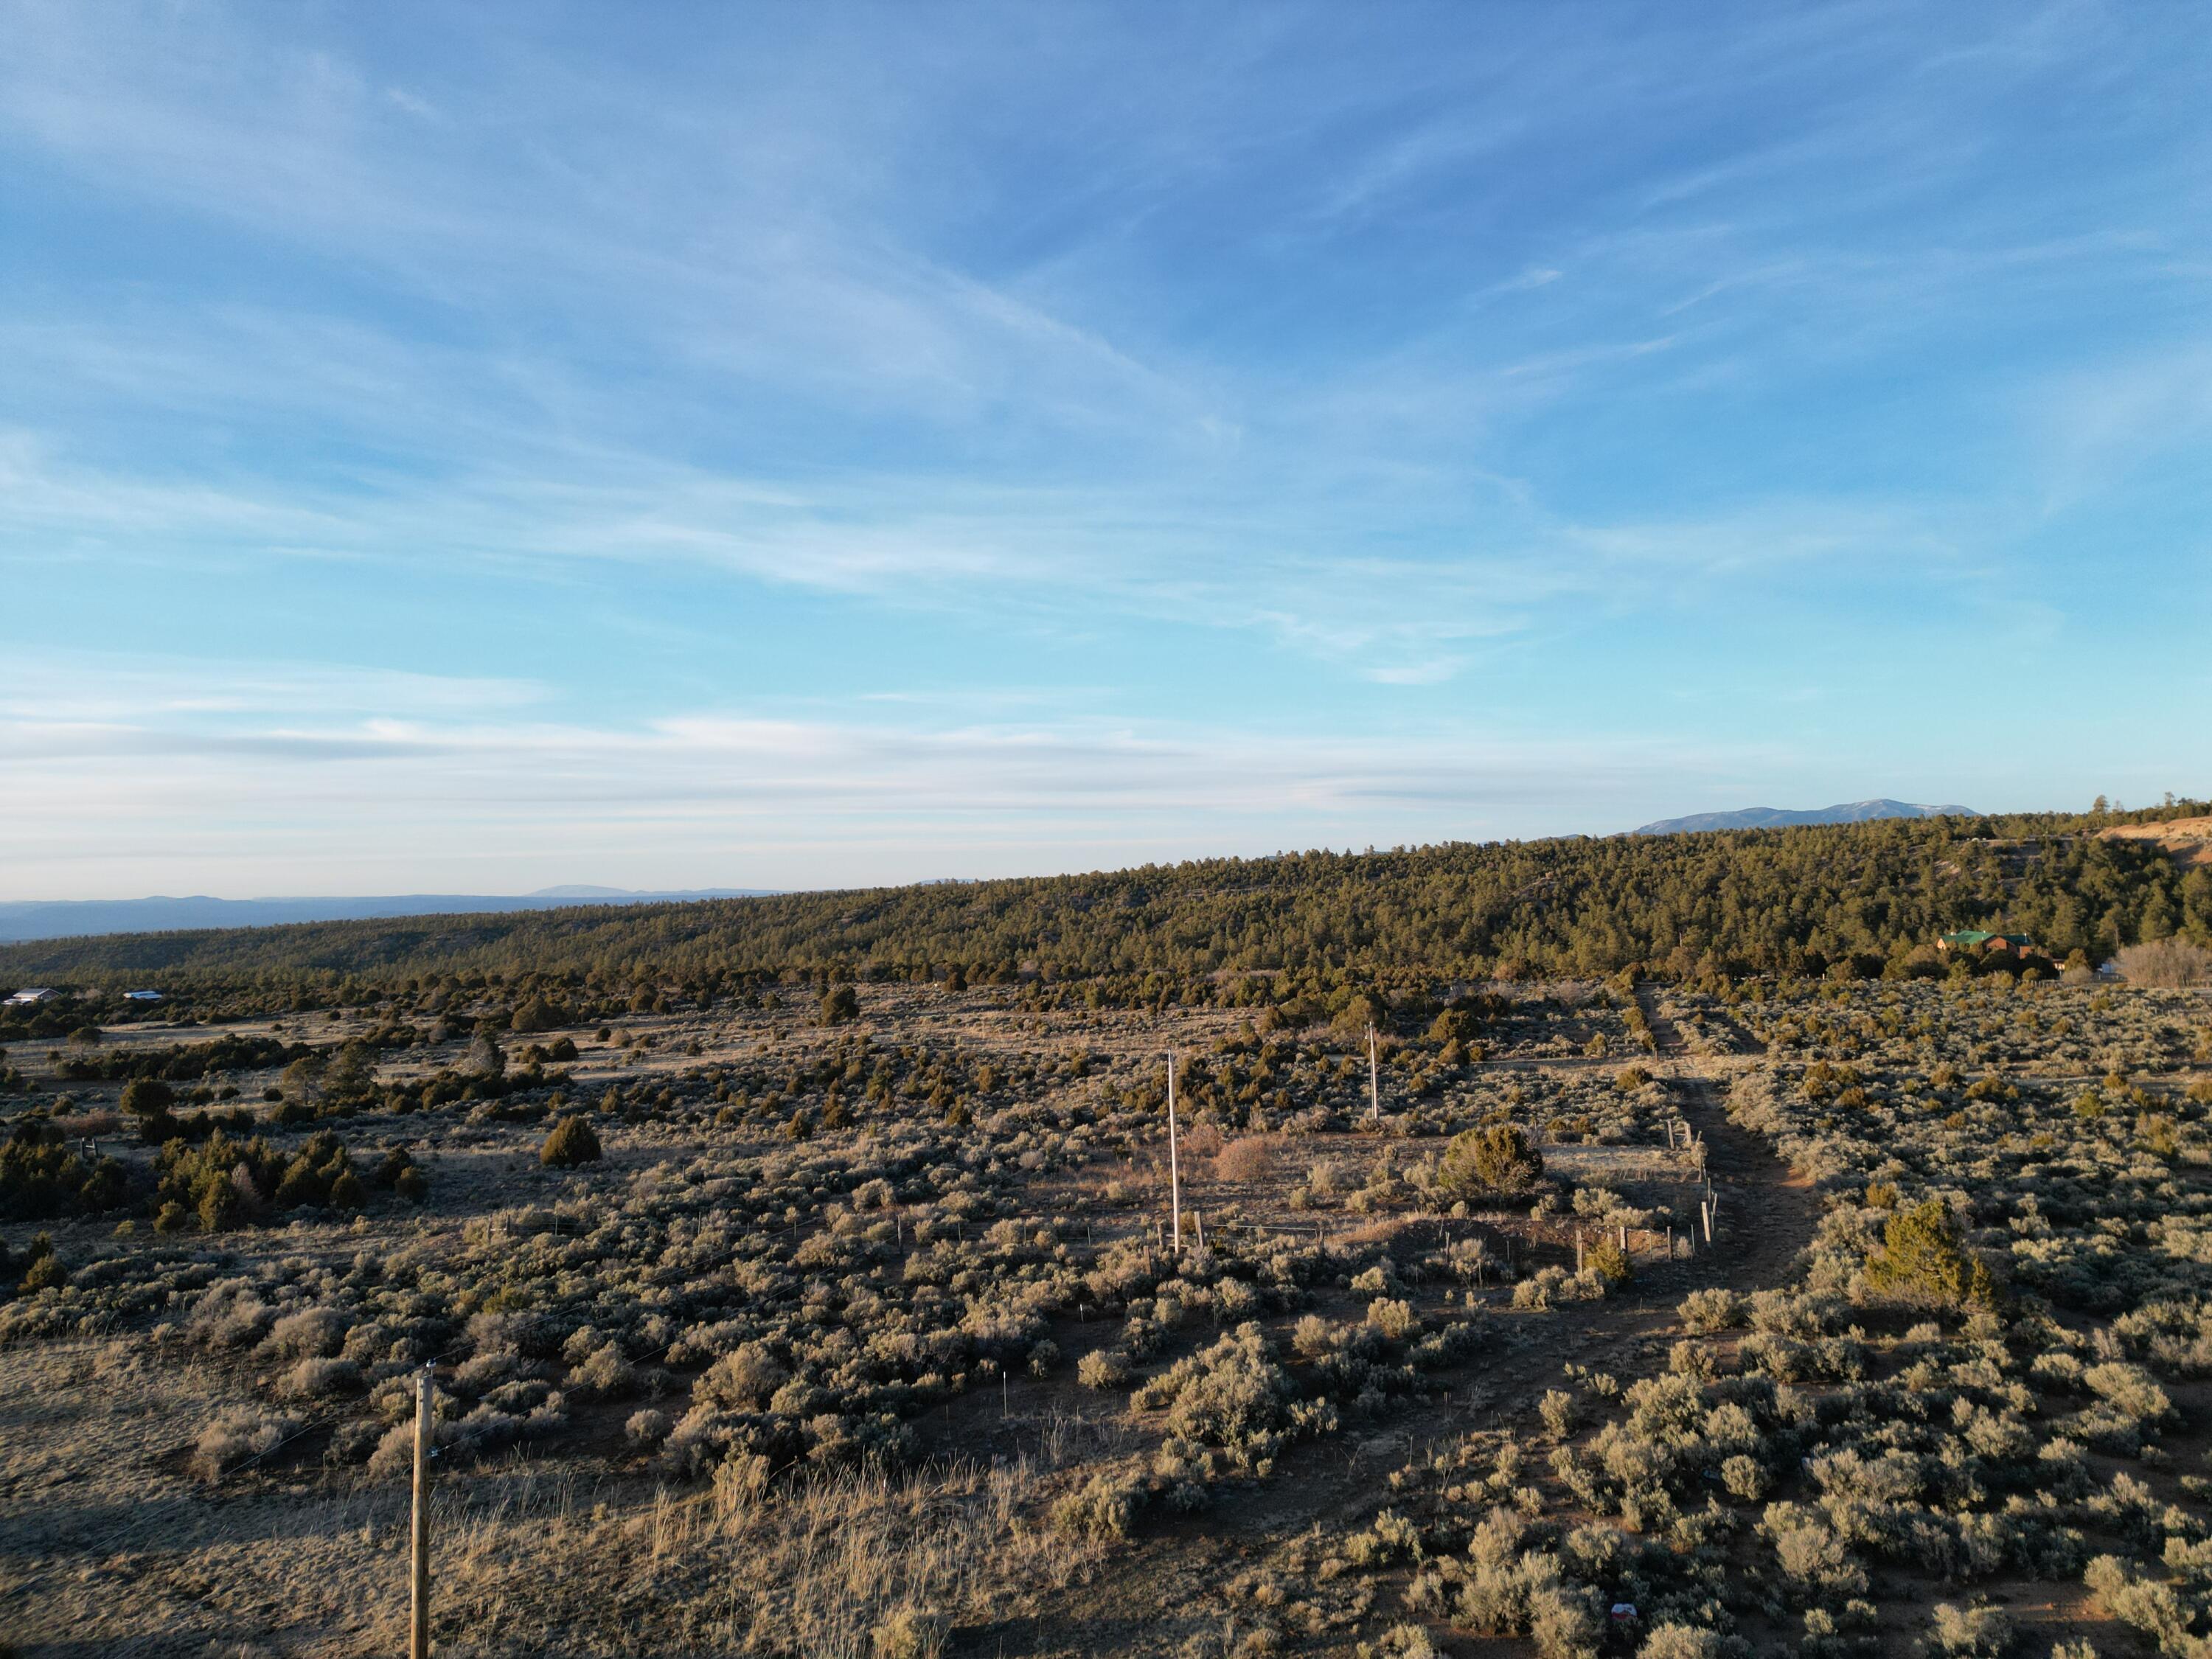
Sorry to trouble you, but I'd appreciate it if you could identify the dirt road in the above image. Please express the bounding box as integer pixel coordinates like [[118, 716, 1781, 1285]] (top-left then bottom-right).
[[989, 1063, 1817, 1656]]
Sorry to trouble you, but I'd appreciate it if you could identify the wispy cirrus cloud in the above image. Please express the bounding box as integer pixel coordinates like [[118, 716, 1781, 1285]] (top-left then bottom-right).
[[0, 650, 1793, 896], [2, 1, 2208, 895], [0, 652, 545, 723]]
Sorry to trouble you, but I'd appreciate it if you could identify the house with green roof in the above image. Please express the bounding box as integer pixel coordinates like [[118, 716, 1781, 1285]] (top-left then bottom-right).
[[1937, 930, 2035, 953]]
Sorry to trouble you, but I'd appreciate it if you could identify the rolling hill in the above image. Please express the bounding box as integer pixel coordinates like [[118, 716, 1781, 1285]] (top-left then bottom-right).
[[3, 806, 2203, 989], [1632, 798, 1977, 835], [0, 887, 776, 945]]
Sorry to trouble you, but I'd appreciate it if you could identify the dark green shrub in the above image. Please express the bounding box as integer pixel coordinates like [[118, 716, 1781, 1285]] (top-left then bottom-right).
[[1865, 1200, 1997, 1309], [510, 997, 569, 1033], [1332, 991, 1388, 1040], [0, 1122, 130, 1220], [119, 1077, 174, 1118], [274, 1156, 321, 1207], [20, 1253, 64, 1293], [77, 1156, 127, 1210], [1077, 1349, 1132, 1390], [154, 1127, 358, 1231], [197, 1179, 240, 1231], [1051, 1470, 1150, 1540], [1437, 1124, 1545, 1197], [1586, 1238, 1631, 1284], [540, 1115, 602, 1167]]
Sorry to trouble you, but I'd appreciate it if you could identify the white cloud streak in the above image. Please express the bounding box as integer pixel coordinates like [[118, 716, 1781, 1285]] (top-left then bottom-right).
[[6, 1, 2186, 679], [0, 1, 2206, 897], [0, 655, 1784, 897]]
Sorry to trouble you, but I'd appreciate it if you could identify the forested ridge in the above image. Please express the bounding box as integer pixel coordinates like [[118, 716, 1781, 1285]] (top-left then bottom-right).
[[4, 806, 2207, 993]]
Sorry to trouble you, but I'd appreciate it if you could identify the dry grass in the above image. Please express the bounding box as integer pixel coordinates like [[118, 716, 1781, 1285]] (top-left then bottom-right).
[[1178, 1121, 1225, 1162], [48, 1107, 120, 1137], [1540, 1143, 1703, 1185], [0, 1345, 1106, 1659], [0, 1337, 412, 1655], [1213, 1135, 1276, 1182], [422, 1454, 1104, 1658]]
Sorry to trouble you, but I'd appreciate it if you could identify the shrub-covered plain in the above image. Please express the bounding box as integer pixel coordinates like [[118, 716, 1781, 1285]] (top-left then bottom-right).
[[1, 882, 2207, 1655]]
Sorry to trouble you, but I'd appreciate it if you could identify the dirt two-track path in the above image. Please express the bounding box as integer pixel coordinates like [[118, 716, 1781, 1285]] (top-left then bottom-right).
[[984, 1047, 1817, 1657]]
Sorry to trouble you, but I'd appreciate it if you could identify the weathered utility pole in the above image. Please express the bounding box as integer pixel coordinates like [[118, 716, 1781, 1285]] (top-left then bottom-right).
[[411, 1363, 433, 1659], [1166, 1051, 1183, 1253]]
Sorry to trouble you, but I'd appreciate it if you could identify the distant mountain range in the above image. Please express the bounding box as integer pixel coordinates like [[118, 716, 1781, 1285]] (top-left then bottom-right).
[[1632, 799, 1979, 835], [0, 887, 776, 944]]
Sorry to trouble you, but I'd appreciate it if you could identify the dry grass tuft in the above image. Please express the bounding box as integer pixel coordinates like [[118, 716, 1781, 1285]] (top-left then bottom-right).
[[191, 1405, 302, 1480], [1214, 1135, 1276, 1182], [1180, 1121, 1225, 1161], [427, 1457, 1100, 1658]]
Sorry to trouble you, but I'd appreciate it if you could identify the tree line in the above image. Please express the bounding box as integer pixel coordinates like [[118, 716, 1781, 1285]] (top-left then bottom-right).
[[2, 805, 2207, 998]]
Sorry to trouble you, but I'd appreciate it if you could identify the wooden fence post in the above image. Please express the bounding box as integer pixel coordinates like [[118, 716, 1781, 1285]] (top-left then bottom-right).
[[411, 1363, 433, 1659], [1166, 1051, 1183, 1253], [1368, 1024, 1381, 1120]]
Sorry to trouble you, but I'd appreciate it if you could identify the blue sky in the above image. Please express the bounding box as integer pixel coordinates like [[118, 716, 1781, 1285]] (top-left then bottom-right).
[[2, 1, 2208, 897]]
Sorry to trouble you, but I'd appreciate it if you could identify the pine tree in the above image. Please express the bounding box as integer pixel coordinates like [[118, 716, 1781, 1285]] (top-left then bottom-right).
[[1865, 1200, 1997, 1308]]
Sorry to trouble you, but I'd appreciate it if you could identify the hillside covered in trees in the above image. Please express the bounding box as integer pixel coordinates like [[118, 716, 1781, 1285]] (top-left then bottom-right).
[[3, 806, 2207, 999]]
